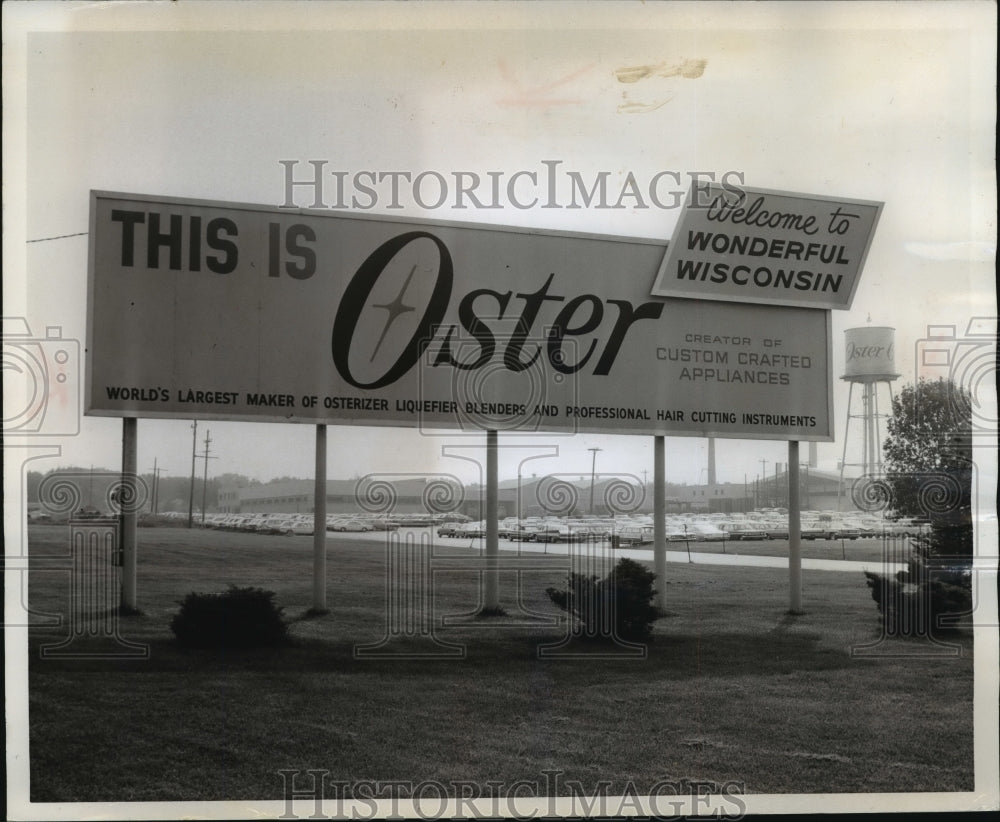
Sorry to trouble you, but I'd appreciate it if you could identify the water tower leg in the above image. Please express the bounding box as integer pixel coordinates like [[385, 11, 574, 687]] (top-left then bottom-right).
[[838, 382, 855, 512]]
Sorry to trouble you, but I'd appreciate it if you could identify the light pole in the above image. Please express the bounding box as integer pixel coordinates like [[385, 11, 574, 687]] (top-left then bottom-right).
[[587, 447, 602, 515]]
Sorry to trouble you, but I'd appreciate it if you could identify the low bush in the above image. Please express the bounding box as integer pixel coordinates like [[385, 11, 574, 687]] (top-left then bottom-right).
[[546, 557, 661, 642], [170, 585, 290, 649], [864, 510, 972, 637]]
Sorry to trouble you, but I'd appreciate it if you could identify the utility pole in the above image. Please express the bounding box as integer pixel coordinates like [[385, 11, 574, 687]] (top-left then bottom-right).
[[187, 421, 198, 528], [151, 458, 158, 515], [199, 430, 218, 524], [588, 447, 602, 515], [759, 459, 769, 507]]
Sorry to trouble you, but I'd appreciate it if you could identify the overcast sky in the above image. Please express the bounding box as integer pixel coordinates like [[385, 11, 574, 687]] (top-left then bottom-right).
[[4, 1, 995, 497]]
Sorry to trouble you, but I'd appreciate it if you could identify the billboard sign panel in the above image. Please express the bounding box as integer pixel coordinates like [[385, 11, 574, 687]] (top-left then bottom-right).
[[87, 191, 834, 440], [650, 183, 882, 310]]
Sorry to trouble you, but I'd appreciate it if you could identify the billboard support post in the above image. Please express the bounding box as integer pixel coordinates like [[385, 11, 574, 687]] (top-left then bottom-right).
[[788, 440, 803, 614], [313, 425, 328, 613], [484, 429, 500, 611], [121, 417, 138, 612], [653, 436, 667, 612]]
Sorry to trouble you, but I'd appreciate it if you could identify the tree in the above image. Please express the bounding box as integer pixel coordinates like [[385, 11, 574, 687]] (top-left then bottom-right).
[[882, 378, 972, 519], [26, 471, 44, 502], [864, 378, 974, 636]]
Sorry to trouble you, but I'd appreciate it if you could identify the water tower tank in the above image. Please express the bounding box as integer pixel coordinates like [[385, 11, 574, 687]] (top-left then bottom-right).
[[843, 326, 899, 382]]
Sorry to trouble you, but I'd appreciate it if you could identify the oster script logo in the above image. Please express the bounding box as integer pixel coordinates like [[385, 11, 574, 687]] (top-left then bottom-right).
[[331, 231, 665, 389]]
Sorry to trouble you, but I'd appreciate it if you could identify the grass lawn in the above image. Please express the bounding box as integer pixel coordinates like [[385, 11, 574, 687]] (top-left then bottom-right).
[[24, 524, 974, 802]]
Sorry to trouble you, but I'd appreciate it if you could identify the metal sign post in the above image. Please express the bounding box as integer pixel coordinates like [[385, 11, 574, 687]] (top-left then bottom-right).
[[121, 417, 138, 611], [788, 441, 803, 614], [653, 436, 667, 612], [313, 425, 328, 613], [484, 429, 499, 611]]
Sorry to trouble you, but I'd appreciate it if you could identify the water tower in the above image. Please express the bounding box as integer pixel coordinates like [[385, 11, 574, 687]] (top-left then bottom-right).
[[838, 326, 900, 510]]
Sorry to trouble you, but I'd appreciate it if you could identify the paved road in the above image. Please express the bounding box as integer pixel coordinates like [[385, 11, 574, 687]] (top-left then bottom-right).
[[498, 541, 904, 574], [328, 526, 906, 574]]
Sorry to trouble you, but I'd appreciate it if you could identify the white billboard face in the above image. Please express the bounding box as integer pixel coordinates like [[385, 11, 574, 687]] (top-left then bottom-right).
[[87, 192, 834, 440], [650, 183, 883, 310]]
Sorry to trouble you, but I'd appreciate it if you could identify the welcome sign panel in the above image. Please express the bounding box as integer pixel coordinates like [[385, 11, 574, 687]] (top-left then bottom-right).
[[651, 183, 882, 310], [87, 192, 833, 440]]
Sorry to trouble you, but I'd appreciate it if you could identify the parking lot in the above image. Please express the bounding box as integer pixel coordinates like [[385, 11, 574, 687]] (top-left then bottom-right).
[[143, 510, 910, 574]]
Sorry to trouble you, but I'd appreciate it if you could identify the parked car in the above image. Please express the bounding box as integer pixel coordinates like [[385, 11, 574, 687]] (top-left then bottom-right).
[[399, 516, 434, 527], [616, 525, 654, 546], [764, 524, 790, 540], [368, 518, 399, 531], [687, 522, 727, 541], [530, 525, 569, 543], [572, 524, 610, 541], [509, 525, 545, 542], [330, 520, 373, 532], [831, 521, 863, 540], [497, 521, 523, 539], [719, 522, 768, 541], [800, 522, 829, 540], [454, 522, 486, 538]]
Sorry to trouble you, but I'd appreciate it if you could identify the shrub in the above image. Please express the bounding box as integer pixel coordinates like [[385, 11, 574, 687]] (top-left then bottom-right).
[[864, 509, 972, 637], [546, 557, 661, 642], [170, 585, 290, 649]]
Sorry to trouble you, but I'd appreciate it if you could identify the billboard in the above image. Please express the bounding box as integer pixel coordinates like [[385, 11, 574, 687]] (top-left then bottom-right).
[[87, 191, 834, 440], [650, 183, 882, 310]]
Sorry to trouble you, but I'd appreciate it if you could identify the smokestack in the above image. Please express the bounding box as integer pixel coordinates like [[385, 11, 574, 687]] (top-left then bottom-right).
[[707, 438, 716, 485], [809, 441, 818, 468]]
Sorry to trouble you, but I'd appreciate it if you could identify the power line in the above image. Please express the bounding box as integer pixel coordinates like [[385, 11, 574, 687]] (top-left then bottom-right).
[[26, 231, 89, 244]]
